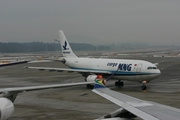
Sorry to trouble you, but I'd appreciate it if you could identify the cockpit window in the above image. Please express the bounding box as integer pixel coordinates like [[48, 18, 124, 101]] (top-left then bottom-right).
[[153, 67, 157, 69], [147, 67, 152, 69], [147, 67, 158, 69]]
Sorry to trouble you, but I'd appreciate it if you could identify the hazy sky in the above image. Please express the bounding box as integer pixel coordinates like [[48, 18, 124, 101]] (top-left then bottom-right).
[[0, 0, 180, 45]]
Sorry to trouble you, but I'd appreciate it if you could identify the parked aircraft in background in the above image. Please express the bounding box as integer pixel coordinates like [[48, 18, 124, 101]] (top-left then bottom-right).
[[27, 30, 161, 90], [93, 75, 180, 120], [0, 60, 28, 67]]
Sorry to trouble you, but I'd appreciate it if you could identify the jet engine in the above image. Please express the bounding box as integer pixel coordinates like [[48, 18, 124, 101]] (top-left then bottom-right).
[[98, 108, 136, 120], [95, 118, 133, 120], [85, 75, 97, 82], [61, 58, 66, 64], [0, 98, 14, 120], [85, 75, 97, 89]]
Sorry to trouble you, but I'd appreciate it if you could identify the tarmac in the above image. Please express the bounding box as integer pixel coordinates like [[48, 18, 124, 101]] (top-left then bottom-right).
[[0, 52, 180, 120]]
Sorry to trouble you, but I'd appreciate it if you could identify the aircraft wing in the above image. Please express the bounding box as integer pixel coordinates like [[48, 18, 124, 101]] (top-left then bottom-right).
[[92, 80, 180, 120], [0, 81, 94, 102], [26, 66, 111, 74]]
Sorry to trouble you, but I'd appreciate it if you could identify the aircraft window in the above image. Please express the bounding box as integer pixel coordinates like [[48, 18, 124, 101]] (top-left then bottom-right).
[[147, 67, 158, 69], [147, 67, 152, 69], [153, 67, 157, 69]]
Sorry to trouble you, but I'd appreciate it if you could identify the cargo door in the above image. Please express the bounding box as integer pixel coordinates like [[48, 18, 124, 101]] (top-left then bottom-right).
[[136, 63, 142, 73]]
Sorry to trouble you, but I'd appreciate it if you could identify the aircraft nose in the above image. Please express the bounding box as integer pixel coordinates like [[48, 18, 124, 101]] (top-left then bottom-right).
[[156, 69, 161, 77], [151, 69, 161, 79]]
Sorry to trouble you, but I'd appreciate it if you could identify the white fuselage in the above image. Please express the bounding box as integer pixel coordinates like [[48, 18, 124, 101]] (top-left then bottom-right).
[[64, 57, 161, 83]]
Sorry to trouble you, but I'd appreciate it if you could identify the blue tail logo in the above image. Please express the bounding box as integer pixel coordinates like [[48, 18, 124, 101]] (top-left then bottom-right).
[[62, 41, 69, 50]]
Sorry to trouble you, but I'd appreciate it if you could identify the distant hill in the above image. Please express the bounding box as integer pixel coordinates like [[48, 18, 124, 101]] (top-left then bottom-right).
[[0, 42, 178, 53], [0, 42, 102, 53]]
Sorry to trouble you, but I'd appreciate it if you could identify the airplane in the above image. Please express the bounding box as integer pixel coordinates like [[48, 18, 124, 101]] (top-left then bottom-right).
[[0, 60, 28, 67], [27, 30, 161, 90], [92, 75, 180, 120], [1, 75, 180, 120]]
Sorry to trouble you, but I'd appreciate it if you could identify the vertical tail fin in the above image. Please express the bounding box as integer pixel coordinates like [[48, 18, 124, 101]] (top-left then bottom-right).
[[94, 75, 107, 89], [58, 30, 77, 58]]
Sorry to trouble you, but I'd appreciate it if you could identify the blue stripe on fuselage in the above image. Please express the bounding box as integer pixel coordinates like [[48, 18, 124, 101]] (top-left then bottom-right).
[[69, 67, 156, 76]]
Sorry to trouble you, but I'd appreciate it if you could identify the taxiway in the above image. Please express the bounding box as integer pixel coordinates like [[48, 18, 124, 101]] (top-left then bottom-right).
[[0, 52, 180, 120]]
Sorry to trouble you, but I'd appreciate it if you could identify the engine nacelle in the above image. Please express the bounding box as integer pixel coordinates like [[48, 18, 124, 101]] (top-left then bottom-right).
[[0, 98, 14, 120], [95, 118, 132, 120], [97, 108, 136, 120], [85, 75, 97, 82], [61, 58, 66, 64]]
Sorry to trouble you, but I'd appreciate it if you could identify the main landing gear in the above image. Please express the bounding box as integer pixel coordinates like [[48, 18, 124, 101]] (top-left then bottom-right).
[[115, 80, 124, 87], [115, 80, 147, 90], [141, 81, 147, 90], [86, 84, 94, 89]]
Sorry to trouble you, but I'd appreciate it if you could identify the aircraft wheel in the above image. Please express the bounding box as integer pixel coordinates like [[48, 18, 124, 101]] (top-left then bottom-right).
[[90, 85, 94, 89], [86, 84, 94, 89], [86, 84, 90, 88], [115, 81, 124, 87], [141, 85, 147, 90], [120, 81, 124, 87], [115, 81, 118, 86]]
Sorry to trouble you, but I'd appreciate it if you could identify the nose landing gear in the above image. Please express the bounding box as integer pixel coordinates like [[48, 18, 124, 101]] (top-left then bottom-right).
[[141, 81, 147, 90]]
